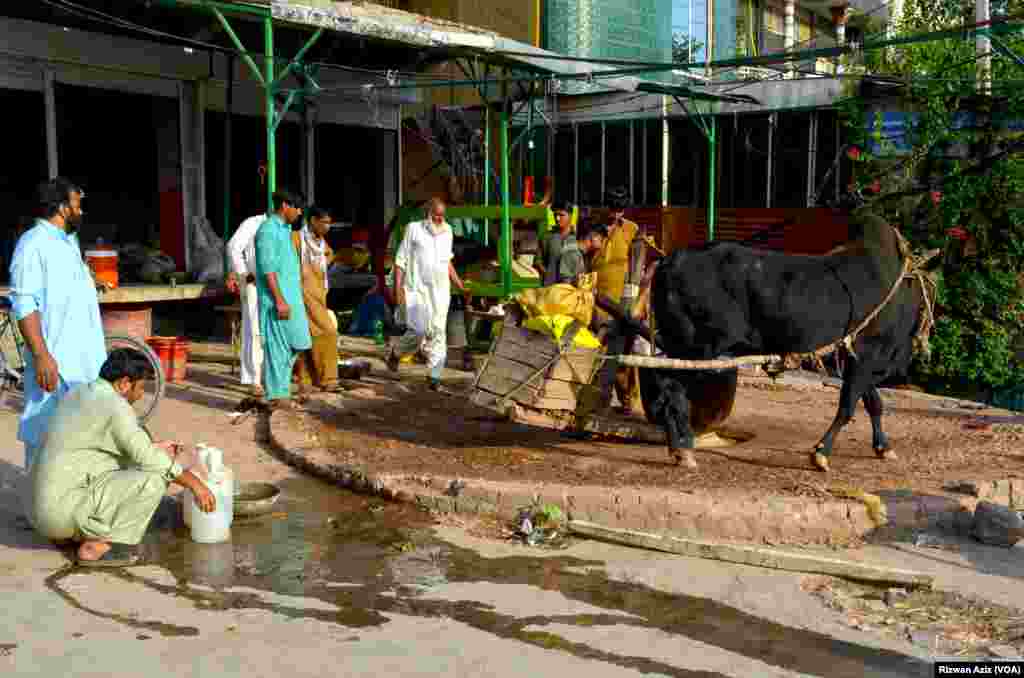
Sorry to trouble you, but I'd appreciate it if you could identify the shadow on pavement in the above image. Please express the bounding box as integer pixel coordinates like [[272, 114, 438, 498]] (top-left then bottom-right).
[[0, 458, 58, 554]]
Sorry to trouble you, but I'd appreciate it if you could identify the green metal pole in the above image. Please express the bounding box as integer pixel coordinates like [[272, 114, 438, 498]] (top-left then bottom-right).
[[707, 116, 716, 242], [526, 95, 534, 201], [264, 16, 275, 213], [500, 81, 512, 298], [484, 106, 491, 207], [483, 104, 491, 248], [210, 6, 264, 85], [273, 27, 324, 86]]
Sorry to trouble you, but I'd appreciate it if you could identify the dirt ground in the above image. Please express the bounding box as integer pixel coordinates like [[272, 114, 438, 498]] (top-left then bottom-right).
[[314, 370, 1024, 499]]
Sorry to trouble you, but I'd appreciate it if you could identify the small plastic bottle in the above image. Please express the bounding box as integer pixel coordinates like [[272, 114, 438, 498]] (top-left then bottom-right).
[[373, 319, 385, 345]]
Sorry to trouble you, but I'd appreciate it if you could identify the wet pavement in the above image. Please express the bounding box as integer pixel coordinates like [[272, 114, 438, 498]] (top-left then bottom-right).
[[0, 359, 1014, 677], [18, 473, 928, 678]]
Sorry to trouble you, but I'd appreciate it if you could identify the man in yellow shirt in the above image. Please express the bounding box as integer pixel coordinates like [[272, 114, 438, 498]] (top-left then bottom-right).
[[591, 186, 642, 414]]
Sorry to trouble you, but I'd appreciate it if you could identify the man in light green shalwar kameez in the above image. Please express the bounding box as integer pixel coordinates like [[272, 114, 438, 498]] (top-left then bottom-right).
[[255, 189, 311, 407], [25, 349, 215, 566]]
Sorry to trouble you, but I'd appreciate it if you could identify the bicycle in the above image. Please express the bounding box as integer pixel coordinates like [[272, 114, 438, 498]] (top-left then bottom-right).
[[0, 297, 165, 424]]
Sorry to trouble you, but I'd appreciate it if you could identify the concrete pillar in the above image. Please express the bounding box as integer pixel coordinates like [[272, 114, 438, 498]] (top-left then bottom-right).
[[661, 96, 670, 208], [642, 118, 648, 205], [706, 0, 715, 77], [305, 106, 316, 204], [629, 119, 635, 204], [766, 113, 775, 208], [44, 70, 58, 179], [177, 80, 207, 272], [806, 111, 818, 207], [396, 104, 403, 207], [831, 5, 849, 75], [573, 122, 580, 204], [785, 0, 797, 78], [887, 0, 904, 62], [977, 0, 991, 95]]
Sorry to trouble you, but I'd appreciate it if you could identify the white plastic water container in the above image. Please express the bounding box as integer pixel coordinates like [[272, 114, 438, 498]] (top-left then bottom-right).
[[188, 445, 234, 543], [184, 464, 234, 528]]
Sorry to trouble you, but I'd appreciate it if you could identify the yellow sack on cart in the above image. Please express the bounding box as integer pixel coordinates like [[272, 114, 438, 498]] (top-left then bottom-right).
[[512, 272, 597, 327], [523, 314, 602, 349]]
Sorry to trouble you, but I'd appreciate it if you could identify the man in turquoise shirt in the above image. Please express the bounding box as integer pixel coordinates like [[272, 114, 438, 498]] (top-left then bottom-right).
[[255, 189, 311, 407], [9, 178, 107, 468]]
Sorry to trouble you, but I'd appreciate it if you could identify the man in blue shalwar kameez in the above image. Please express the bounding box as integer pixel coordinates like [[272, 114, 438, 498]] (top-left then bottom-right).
[[254, 190, 311, 408], [8, 178, 107, 469]]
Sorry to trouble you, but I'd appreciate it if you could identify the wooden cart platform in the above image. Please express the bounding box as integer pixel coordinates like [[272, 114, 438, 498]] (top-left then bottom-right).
[[465, 316, 666, 443], [469, 319, 601, 415]]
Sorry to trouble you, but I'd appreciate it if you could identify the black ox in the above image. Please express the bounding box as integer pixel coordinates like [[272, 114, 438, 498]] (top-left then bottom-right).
[[620, 208, 931, 472]]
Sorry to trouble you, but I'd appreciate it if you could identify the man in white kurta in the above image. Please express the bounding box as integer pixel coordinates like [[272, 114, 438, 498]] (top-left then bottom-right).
[[226, 213, 267, 395], [387, 198, 468, 390]]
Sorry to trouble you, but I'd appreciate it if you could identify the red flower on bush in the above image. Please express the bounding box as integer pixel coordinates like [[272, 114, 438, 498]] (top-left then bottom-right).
[[930, 190, 942, 206], [846, 146, 862, 161], [946, 226, 968, 240]]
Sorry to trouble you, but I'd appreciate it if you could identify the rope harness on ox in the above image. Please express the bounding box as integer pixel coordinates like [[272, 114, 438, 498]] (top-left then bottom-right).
[[608, 224, 941, 374]]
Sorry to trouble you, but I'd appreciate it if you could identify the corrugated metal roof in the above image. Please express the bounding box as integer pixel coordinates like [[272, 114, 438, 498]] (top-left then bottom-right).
[[185, 1, 757, 104]]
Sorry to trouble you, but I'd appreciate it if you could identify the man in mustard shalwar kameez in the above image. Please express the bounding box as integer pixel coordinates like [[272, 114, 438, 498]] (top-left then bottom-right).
[[25, 349, 215, 567], [591, 187, 642, 413], [291, 206, 340, 393]]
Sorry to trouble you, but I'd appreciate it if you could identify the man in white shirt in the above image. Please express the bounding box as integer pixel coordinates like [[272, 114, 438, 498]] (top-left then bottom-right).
[[225, 213, 267, 396], [386, 197, 469, 391]]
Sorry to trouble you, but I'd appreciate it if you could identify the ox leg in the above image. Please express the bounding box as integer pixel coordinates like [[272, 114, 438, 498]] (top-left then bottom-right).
[[653, 372, 698, 469], [811, 360, 872, 472], [862, 386, 897, 460]]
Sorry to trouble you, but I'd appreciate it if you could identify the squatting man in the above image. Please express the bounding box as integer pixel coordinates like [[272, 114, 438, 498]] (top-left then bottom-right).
[[24, 349, 216, 567]]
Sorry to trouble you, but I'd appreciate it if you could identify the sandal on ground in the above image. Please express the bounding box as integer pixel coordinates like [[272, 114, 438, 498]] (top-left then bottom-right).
[[77, 543, 141, 568]]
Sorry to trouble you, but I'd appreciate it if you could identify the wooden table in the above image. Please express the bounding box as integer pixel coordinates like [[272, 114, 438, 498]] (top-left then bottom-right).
[[96, 283, 229, 343]]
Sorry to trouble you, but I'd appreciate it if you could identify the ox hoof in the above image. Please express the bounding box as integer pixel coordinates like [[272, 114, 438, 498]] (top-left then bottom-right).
[[671, 450, 698, 469], [811, 452, 830, 472], [875, 447, 898, 461]]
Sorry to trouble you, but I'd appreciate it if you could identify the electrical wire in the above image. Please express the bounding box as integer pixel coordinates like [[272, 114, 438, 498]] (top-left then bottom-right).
[[28, 0, 1024, 110], [38, 0, 435, 80]]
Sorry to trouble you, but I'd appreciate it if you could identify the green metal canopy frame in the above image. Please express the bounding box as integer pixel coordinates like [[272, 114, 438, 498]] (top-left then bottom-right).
[[149, 1, 1024, 300], [148, 0, 767, 299]]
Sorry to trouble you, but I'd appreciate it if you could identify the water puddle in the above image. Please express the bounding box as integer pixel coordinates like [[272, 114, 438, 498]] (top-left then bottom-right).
[[45, 475, 929, 677]]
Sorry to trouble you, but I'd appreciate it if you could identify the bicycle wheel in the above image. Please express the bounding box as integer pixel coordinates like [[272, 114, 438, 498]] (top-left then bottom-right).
[[0, 312, 25, 394], [105, 335, 166, 424]]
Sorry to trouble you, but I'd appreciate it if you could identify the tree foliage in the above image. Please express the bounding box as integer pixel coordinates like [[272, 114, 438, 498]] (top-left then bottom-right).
[[840, 0, 1024, 396], [672, 31, 705, 63]]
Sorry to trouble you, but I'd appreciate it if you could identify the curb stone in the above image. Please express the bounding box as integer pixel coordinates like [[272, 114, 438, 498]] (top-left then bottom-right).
[[266, 408, 976, 546]]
